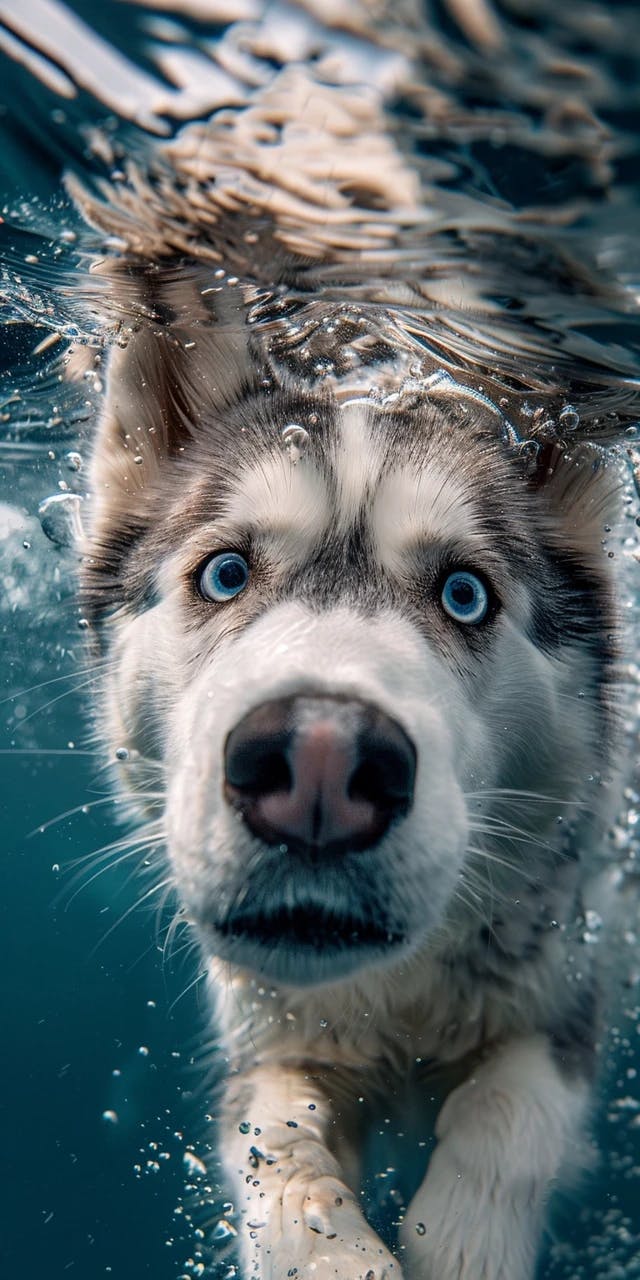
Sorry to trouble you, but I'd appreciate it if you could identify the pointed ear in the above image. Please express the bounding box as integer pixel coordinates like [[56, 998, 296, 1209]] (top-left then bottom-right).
[[527, 441, 621, 558], [85, 271, 256, 541]]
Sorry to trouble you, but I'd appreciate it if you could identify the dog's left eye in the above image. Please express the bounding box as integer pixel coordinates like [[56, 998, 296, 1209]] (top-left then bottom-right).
[[197, 552, 250, 602], [441, 570, 489, 625]]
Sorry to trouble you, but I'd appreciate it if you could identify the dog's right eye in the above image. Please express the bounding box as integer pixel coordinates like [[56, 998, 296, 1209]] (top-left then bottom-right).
[[196, 552, 250, 602]]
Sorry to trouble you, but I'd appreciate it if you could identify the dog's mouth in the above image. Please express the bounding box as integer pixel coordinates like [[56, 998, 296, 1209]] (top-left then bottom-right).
[[215, 903, 404, 953]]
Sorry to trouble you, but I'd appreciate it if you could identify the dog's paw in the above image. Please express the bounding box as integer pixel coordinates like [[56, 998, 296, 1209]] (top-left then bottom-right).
[[241, 1175, 403, 1279], [398, 1170, 535, 1280], [261, 1237, 400, 1280]]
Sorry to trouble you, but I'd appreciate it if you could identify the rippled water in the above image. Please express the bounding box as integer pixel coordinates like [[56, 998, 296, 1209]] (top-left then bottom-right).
[[1, 1, 640, 1276]]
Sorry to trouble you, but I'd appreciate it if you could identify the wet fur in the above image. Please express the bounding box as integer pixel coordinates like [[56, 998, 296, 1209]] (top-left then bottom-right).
[[79, 265, 624, 1279]]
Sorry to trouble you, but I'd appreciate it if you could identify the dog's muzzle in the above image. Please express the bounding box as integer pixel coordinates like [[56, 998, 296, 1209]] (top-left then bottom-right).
[[224, 694, 416, 858]]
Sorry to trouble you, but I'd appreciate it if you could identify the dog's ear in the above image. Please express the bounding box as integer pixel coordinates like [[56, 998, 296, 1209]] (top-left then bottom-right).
[[85, 270, 255, 541], [528, 440, 622, 556]]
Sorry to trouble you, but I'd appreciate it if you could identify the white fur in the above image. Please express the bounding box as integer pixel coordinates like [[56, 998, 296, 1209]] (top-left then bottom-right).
[[399, 1037, 589, 1280]]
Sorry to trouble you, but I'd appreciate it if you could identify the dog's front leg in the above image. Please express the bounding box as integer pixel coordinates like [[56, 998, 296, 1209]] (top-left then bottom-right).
[[222, 1064, 402, 1280], [399, 1036, 588, 1280]]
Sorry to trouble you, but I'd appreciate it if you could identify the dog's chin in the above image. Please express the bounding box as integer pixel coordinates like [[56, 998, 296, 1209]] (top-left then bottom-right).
[[205, 903, 409, 987]]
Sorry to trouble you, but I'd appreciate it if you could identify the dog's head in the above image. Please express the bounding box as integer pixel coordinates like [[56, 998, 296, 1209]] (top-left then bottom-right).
[[81, 291, 619, 988]]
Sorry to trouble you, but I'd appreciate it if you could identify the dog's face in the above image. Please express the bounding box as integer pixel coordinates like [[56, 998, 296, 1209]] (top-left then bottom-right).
[[83, 312, 617, 988]]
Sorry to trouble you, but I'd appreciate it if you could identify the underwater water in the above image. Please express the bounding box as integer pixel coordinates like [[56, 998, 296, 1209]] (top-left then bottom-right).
[[1, 1, 640, 1277]]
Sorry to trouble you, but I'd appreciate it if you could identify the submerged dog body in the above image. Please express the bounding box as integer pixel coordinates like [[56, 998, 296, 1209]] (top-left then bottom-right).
[[80, 290, 624, 1278]]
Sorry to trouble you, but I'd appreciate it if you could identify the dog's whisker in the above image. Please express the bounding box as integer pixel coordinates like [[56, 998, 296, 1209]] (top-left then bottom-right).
[[465, 844, 543, 884], [167, 968, 208, 1018], [12, 672, 117, 729], [59, 837, 164, 910], [91, 876, 175, 956], [161, 908, 192, 964], [0, 746, 96, 757], [28, 793, 163, 837], [60, 821, 164, 870], [464, 789, 583, 806], [1, 658, 116, 708]]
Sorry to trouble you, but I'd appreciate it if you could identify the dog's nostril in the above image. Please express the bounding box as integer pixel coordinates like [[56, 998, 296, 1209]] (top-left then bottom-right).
[[224, 695, 416, 855], [226, 741, 291, 796], [349, 723, 416, 812], [349, 758, 408, 809]]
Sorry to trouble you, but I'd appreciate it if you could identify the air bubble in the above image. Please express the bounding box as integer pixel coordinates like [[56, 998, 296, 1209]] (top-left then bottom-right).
[[559, 405, 580, 431], [281, 423, 309, 464], [115, 746, 129, 761], [211, 1219, 237, 1242], [415, 1222, 427, 1235], [102, 1110, 119, 1124], [65, 451, 82, 472], [38, 492, 83, 548], [183, 1151, 207, 1177]]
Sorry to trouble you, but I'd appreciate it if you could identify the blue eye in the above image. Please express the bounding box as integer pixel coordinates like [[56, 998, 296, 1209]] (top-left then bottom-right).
[[198, 552, 250, 602], [441, 571, 489, 625]]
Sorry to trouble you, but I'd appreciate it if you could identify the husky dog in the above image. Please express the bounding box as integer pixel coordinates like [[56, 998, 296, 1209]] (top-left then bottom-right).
[[77, 260, 626, 1280], [6, 0, 638, 1277]]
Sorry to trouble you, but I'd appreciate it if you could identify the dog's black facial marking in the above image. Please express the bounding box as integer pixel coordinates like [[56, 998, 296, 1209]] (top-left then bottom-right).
[[529, 547, 616, 656]]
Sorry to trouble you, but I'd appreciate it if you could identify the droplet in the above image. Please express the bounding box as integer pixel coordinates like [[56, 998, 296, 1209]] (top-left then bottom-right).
[[38, 492, 83, 547], [238, 1121, 251, 1134], [281, 423, 309, 464], [415, 1222, 427, 1235], [102, 1110, 119, 1124], [65, 451, 82, 472], [115, 746, 129, 761], [138, 1044, 149, 1056]]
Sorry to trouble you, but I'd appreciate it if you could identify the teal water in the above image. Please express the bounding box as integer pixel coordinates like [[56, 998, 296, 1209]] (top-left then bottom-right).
[[1, 2, 640, 1277]]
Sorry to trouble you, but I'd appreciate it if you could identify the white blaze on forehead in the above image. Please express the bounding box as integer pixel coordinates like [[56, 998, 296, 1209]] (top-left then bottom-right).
[[222, 451, 330, 561], [371, 462, 481, 571], [211, 404, 387, 556], [334, 402, 384, 531]]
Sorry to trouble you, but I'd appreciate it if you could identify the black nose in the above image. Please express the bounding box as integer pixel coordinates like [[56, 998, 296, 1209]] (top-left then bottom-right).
[[224, 695, 416, 855]]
